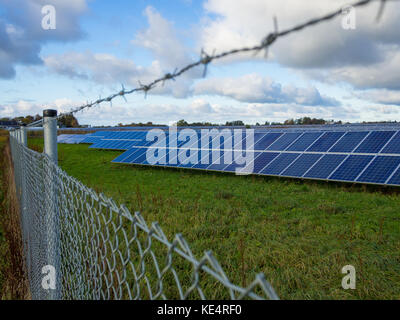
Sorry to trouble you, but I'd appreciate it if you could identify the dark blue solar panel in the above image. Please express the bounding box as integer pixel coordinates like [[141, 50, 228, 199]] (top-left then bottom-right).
[[303, 154, 347, 179], [330, 155, 374, 181], [90, 140, 128, 150], [252, 152, 280, 173], [253, 132, 270, 146], [196, 132, 233, 151], [121, 148, 148, 164], [191, 149, 216, 170], [307, 132, 345, 152], [254, 133, 282, 151], [286, 132, 323, 151], [207, 157, 237, 171], [112, 148, 143, 163], [222, 152, 260, 173], [357, 156, 400, 184], [281, 154, 323, 177], [387, 166, 400, 185], [267, 133, 302, 151], [380, 132, 400, 154], [328, 131, 369, 152], [173, 148, 200, 168], [260, 153, 300, 175], [57, 134, 74, 143], [80, 136, 103, 144], [354, 131, 395, 154]]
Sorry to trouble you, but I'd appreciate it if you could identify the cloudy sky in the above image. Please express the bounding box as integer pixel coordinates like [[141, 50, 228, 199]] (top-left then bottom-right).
[[1, 0, 400, 126]]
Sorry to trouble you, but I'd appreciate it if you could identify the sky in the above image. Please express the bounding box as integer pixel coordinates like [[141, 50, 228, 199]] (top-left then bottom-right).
[[1, 0, 400, 126]]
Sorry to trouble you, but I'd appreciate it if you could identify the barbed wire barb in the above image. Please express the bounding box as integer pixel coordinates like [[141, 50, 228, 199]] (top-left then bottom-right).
[[120, 84, 128, 103]]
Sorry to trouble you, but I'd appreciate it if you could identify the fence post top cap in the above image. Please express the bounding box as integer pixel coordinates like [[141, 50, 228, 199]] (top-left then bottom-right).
[[43, 109, 57, 117]]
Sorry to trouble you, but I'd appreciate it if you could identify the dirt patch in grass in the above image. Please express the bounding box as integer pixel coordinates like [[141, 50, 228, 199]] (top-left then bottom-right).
[[0, 136, 29, 299]]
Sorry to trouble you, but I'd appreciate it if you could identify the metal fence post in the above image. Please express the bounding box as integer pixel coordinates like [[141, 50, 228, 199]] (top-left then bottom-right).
[[21, 124, 27, 147], [43, 109, 60, 300], [44, 110, 58, 164]]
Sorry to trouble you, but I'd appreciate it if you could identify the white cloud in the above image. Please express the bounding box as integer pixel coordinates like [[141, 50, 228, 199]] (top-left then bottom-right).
[[323, 51, 400, 90], [193, 73, 340, 106], [44, 51, 161, 84], [355, 89, 400, 106], [0, 98, 80, 118], [133, 6, 195, 72]]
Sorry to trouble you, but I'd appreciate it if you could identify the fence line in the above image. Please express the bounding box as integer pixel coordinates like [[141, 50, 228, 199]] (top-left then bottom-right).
[[9, 125, 278, 300], [26, 0, 390, 128]]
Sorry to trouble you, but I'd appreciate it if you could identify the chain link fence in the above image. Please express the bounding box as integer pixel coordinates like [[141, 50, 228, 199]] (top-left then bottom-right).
[[9, 132, 278, 300]]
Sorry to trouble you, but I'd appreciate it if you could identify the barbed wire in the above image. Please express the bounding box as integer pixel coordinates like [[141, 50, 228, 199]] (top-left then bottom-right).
[[28, 0, 392, 127]]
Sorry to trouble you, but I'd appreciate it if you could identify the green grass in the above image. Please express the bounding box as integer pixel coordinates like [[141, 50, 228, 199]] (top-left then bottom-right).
[[29, 138, 400, 299]]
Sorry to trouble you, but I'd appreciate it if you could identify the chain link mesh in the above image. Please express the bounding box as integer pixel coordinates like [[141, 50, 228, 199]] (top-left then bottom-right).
[[9, 135, 278, 300]]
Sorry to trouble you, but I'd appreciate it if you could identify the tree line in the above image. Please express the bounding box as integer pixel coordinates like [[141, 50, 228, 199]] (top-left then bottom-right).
[[2, 114, 398, 128], [1, 114, 80, 127]]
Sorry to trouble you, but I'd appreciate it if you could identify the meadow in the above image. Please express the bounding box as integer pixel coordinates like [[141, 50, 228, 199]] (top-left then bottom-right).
[[28, 137, 400, 299]]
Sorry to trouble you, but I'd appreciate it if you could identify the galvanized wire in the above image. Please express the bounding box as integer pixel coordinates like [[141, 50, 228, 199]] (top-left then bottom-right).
[[26, 0, 391, 128], [9, 134, 278, 300]]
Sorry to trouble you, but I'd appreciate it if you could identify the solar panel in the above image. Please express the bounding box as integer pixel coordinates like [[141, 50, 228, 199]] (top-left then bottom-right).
[[261, 153, 301, 175], [252, 152, 280, 174], [387, 166, 400, 185], [380, 132, 400, 154], [357, 156, 400, 184], [307, 132, 345, 152], [303, 154, 347, 179], [328, 131, 369, 152], [87, 128, 400, 187], [354, 131, 395, 154], [329, 155, 374, 181], [57, 134, 90, 144], [286, 132, 323, 151], [281, 154, 324, 177], [267, 133, 302, 151], [254, 133, 282, 150]]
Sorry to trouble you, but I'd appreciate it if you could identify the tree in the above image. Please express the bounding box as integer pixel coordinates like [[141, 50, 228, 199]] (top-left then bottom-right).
[[58, 114, 79, 128], [225, 120, 244, 126], [176, 119, 189, 126], [284, 119, 295, 125]]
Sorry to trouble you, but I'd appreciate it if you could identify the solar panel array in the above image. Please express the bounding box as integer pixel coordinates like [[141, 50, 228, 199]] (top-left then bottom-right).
[[66, 128, 400, 187], [57, 134, 90, 144]]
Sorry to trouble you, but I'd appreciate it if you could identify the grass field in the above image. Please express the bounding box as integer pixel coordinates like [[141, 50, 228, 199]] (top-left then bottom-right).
[[28, 137, 400, 299]]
